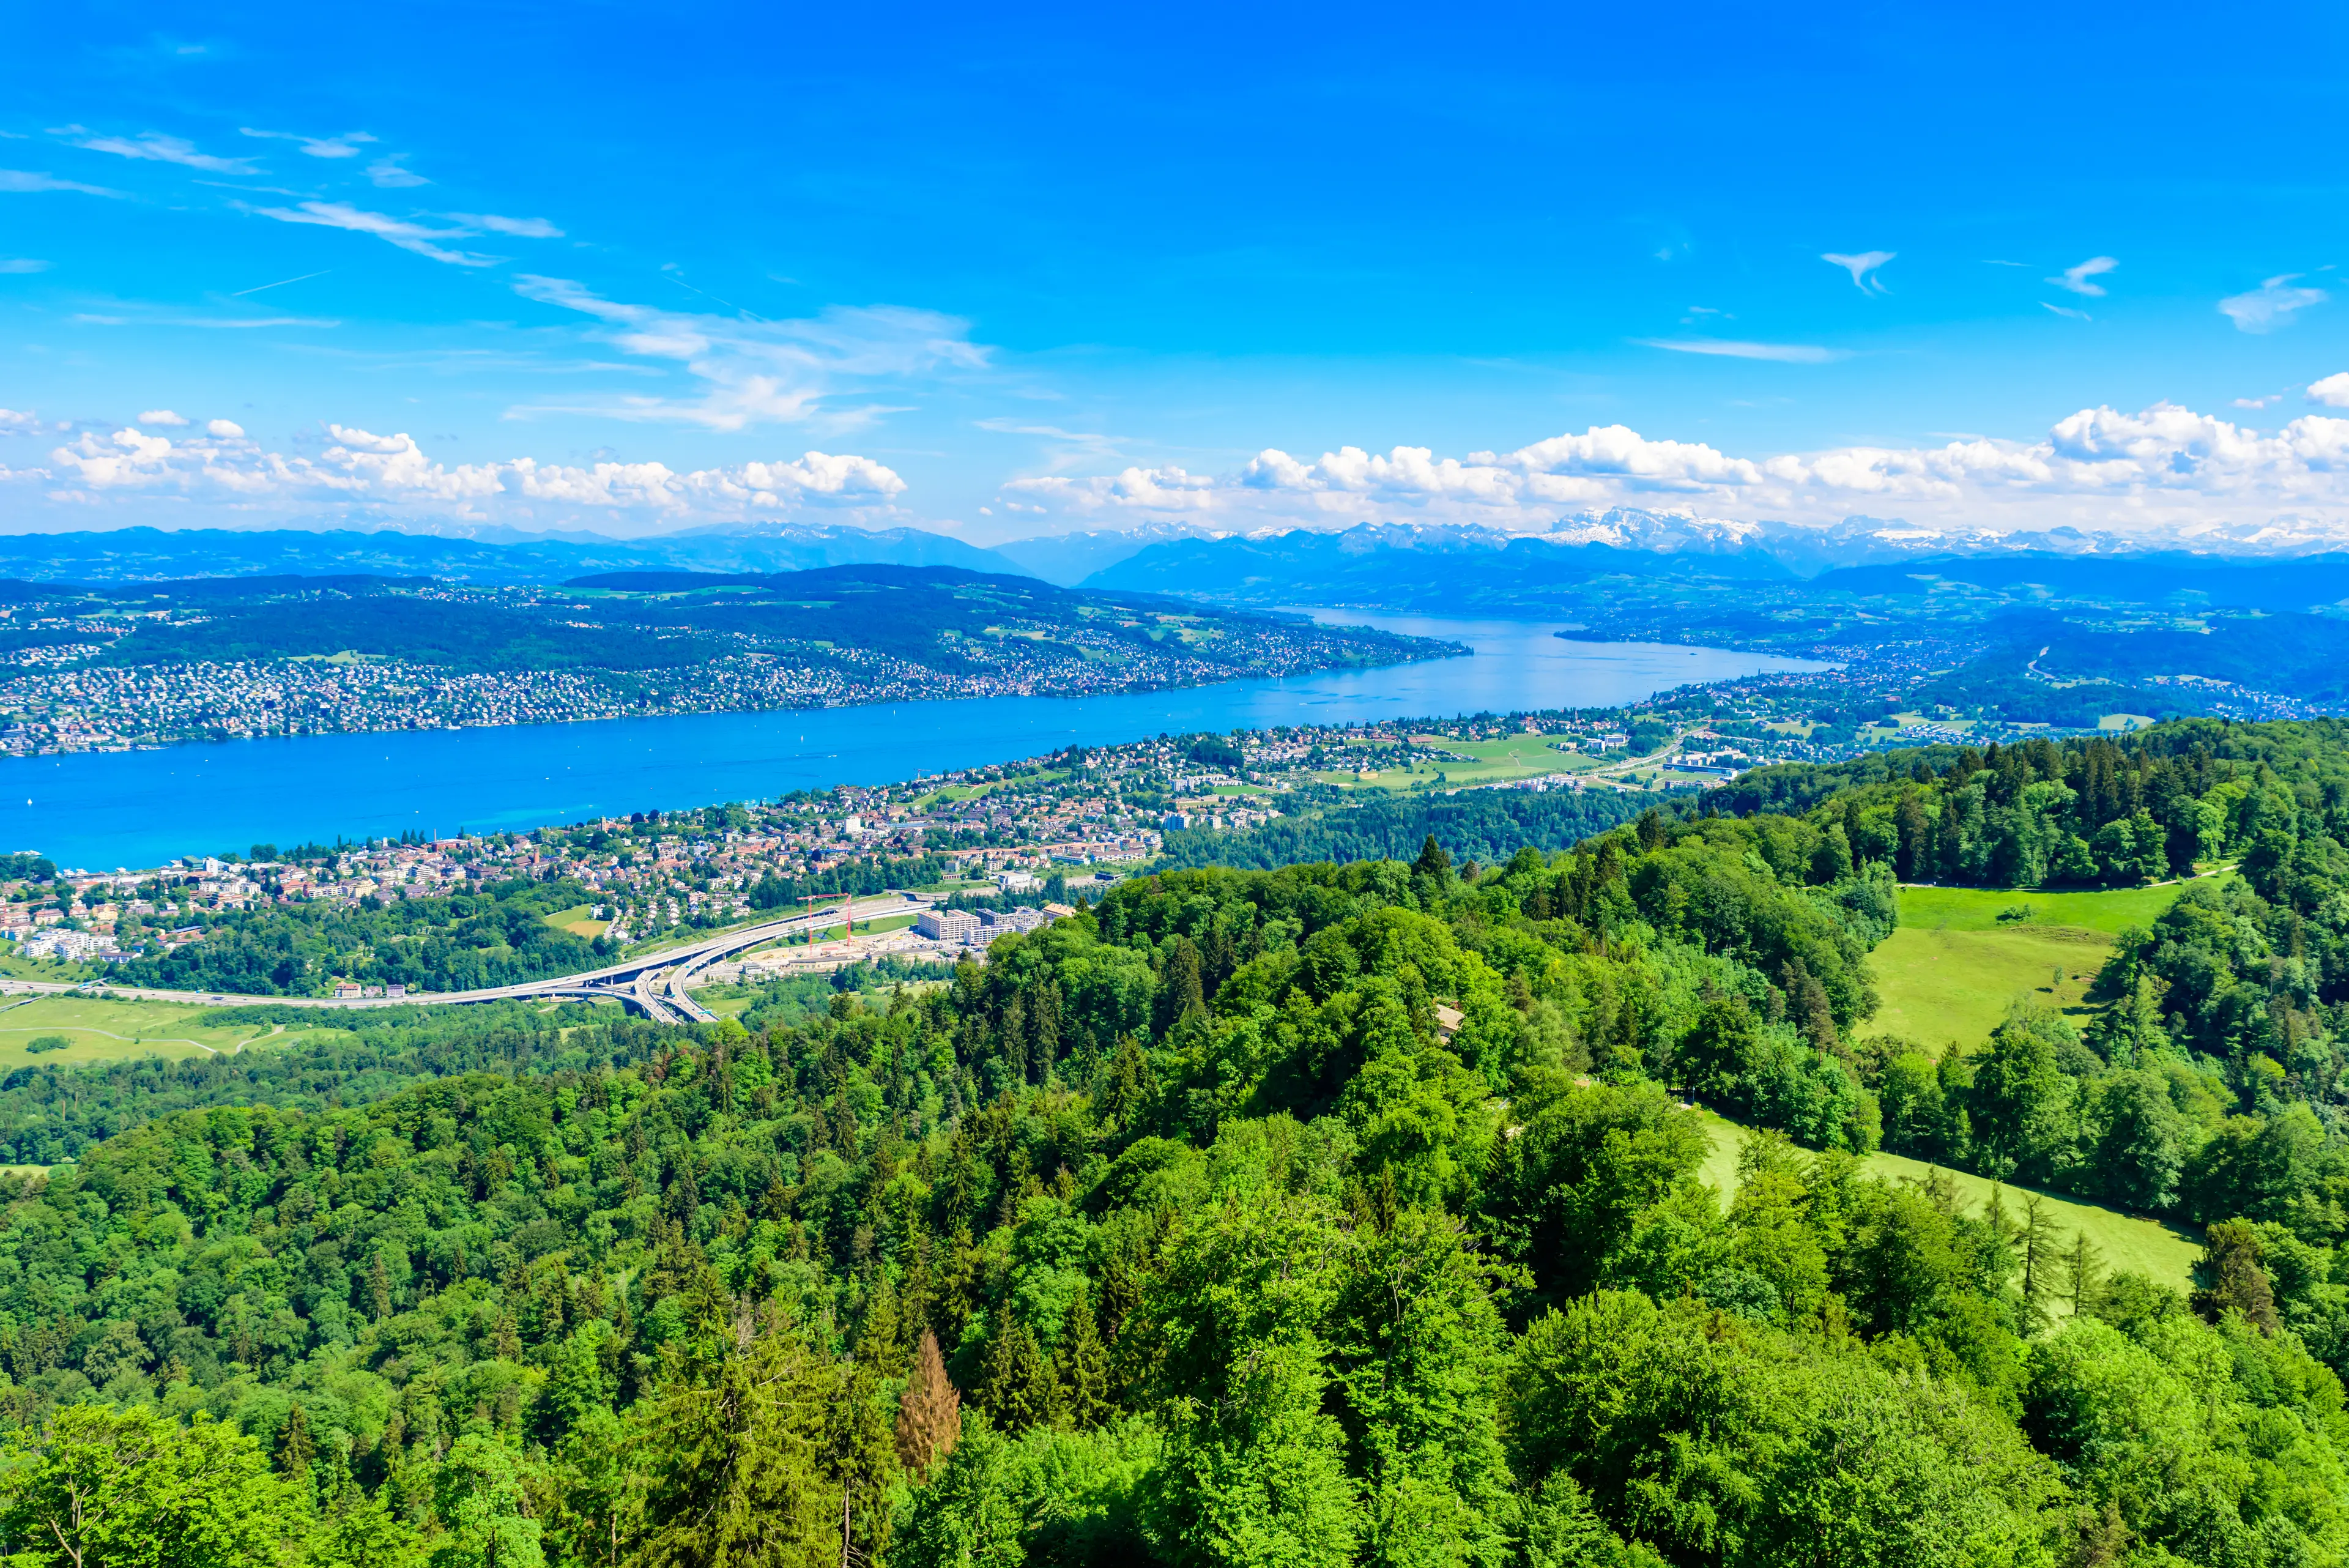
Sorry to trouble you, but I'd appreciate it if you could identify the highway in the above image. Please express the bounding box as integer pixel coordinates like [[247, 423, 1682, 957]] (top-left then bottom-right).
[[0, 891, 931, 1024]]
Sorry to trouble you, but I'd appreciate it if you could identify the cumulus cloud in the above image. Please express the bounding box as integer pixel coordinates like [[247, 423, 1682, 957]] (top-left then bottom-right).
[[138, 409, 188, 426], [509, 276, 989, 431], [1822, 251, 1894, 293], [65, 130, 256, 174], [2048, 256, 2118, 297], [0, 168, 124, 197], [2310, 373, 2349, 409], [20, 422, 904, 523], [1633, 338, 1839, 363], [2220, 275, 2328, 334], [1001, 398, 2349, 535], [0, 409, 35, 434]]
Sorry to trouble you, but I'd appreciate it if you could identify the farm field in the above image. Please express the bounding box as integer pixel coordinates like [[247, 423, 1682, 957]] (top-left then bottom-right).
[[1695, 1109, 2198, 1309], [0, 994, 351, 1068]]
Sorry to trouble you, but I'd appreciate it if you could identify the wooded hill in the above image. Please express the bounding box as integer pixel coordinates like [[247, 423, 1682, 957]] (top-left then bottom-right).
[[10, 709, 2349, 1563]]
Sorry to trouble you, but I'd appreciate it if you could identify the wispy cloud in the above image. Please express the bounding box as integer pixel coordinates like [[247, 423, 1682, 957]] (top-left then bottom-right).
[[1821, 250, 1894, 294], [2218, 274, 2327, 335], [2047, 256, 2118, 297], [249, 201, 499, 266], [976, 417, 1125, 470], [0, 259, 49, 273], [239, 127, 376, 159], [74, 311, 339, 329], [246, 203, 562, 266], [366, 155, 428, 188], [2043, 302, 2092, 321], [444, 212, 563, 238], [508, 275, 990, 431], [64, 128, 258, 174], [1635, 338, 1840, 363], [0, 168, 124, 197]]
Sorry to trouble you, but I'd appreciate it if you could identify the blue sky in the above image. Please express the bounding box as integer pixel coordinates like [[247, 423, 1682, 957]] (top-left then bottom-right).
[[4, 0, 2348, 543]]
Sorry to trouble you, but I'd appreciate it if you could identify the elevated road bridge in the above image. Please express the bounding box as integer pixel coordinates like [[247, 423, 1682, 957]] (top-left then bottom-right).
[[0, 891, 931, 1023]]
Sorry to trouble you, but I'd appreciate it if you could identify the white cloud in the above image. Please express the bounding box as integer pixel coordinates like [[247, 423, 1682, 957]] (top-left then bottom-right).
[[66, 130, 257, 174], [22, 422, 904, 522], [240, 127, 376, 158], [76, 311, 338, 329], [2219, 275, 2328, 335], [0, 409, 35, 434], [138, 409, 188, 426], [249, 201, 499, 266], [2043, 302, 2092, 321], [1635, 338, 1839, 363], [0, 259, 48, 273], [366, 156, 428, 188], [1000, 398, 2349, 535], [2049, 256, 2118, 297], [0, 168, 124, 197], [508, 275, 990, 431], [444, 212, 562, 238], [2310, 373, 2349, 409], [1822, 250, 1894, 293]]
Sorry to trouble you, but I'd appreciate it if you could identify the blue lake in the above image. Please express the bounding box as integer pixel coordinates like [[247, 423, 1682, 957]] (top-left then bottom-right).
[[10, 612, 1825, 871]]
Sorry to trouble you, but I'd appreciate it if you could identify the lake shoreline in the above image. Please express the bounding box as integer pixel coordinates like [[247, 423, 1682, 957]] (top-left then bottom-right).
[[7, 613, 1825, 871]]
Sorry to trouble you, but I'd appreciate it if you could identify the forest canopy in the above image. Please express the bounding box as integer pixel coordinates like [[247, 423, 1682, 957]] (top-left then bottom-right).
[[13, 720, 2349, 1564]]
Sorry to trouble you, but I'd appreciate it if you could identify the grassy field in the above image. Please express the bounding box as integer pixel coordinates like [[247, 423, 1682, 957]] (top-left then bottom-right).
[[1694, 1109, 2198, 1308], [0, 994, 353, 1068], [1311, 732, 1606, 790], [1869, 876, 2216, 1053], [543, 904, 611, 939], [1869, 924, 2109, 1050], [1896, 877, 2214, 934]]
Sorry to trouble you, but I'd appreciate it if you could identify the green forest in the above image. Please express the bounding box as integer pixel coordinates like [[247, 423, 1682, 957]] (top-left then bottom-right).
[[14, 721, 2349, 1564]]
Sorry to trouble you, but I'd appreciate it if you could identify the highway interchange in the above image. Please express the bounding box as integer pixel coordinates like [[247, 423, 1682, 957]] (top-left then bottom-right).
[[0, 891, 932, 1024]]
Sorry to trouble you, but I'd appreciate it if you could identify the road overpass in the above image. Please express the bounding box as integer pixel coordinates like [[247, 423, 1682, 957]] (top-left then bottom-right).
[[0, 891, 933, 1023]]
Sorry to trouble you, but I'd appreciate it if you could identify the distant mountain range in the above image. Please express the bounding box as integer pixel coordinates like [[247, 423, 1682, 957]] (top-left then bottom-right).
[[14, 512, 2349, 606], [0, 522, 1020, 585]]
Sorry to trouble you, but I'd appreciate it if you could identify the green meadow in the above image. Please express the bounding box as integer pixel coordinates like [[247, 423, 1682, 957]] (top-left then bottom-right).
[[1696, 1109, 2199, 1308]]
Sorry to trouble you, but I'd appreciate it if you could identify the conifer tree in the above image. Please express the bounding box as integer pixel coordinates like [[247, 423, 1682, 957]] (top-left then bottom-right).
[[277, 1402, 315, 1482], [979, 1298, 1059, 1433], [2019, 1193, 2060, 1329], [2061, 1229, 2106, 1318], [894, 1329, 962, 1476], [1058, 1291, 1113, 1429], [635, 1312, 839, 1568]]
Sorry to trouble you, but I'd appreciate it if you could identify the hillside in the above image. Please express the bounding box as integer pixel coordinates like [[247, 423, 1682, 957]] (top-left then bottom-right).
[[1, 758, 2345, 1562], [0, 568, 1456, 751]]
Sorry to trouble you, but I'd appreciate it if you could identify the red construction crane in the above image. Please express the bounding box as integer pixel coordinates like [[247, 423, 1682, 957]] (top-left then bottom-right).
[[802, 890, 855, 943]]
